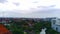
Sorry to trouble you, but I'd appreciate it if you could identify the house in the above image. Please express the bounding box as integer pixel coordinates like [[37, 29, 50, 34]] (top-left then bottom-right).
[[51, 18, 60, 32], [0, 24, 12, 34], [1, 20, 10, 26]]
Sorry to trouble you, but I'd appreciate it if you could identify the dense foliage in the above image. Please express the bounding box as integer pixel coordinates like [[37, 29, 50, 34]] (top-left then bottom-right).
[[5, 20, 60, 34]]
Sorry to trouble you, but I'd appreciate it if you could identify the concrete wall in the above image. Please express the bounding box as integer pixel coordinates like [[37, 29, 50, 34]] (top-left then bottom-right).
[[51, 18, 60, 32]]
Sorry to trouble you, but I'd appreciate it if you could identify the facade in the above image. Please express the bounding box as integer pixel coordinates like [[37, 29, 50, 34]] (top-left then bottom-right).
[[51, 18, 60, 32]]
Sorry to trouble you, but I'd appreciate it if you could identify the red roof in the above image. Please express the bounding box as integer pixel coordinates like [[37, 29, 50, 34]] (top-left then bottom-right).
[[0, 24, 12, 34]]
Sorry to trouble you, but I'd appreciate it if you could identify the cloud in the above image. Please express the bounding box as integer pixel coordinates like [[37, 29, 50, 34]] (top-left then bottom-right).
[[33, 8, 60, 14], [0, 0, 7, 3], [32, 1, 38, 3], [13, 2, 20, 6], [1, 8, 59, 18], [0, 11, 23, 17], [0, 0, 60, 18], [50, 5, 56, 7]]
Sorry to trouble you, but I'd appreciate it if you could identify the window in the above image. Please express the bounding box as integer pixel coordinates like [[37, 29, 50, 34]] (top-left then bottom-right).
[[56, 27, 58, 31], [52, 20, 56, 24]]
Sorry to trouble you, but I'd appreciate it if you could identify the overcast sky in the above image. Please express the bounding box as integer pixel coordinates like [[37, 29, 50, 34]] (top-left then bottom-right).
[[0, 0, 60, 18]]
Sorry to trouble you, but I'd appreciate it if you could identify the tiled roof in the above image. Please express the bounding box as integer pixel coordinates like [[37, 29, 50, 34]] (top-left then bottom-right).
[[0, 24, 12, 34]]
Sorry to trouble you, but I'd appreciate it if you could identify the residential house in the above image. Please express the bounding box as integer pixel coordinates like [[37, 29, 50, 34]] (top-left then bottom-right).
[[0, 24, 12, 34], [51, 18, 60, 32]]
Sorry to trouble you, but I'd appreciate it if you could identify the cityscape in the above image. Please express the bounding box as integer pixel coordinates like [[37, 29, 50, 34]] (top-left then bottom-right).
[[0, 0, 60, 34], [0, 17, 60, 34]]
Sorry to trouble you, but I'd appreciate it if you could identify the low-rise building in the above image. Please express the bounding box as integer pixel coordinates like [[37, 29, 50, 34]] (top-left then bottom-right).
[[51, 18, 60, 32], [0, 24, 12, 34]]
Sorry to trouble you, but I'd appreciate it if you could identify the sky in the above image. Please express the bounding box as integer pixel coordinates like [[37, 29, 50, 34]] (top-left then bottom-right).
[[0, 0, 60, 18]]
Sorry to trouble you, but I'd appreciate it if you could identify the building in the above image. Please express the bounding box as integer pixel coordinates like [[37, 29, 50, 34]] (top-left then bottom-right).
[[43, 17, 56, 22], [0, 24, 12, 34], [51, 18, 60, 32]]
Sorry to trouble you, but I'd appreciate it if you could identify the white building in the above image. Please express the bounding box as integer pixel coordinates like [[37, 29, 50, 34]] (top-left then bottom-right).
[[51, 18, 60, 32]]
